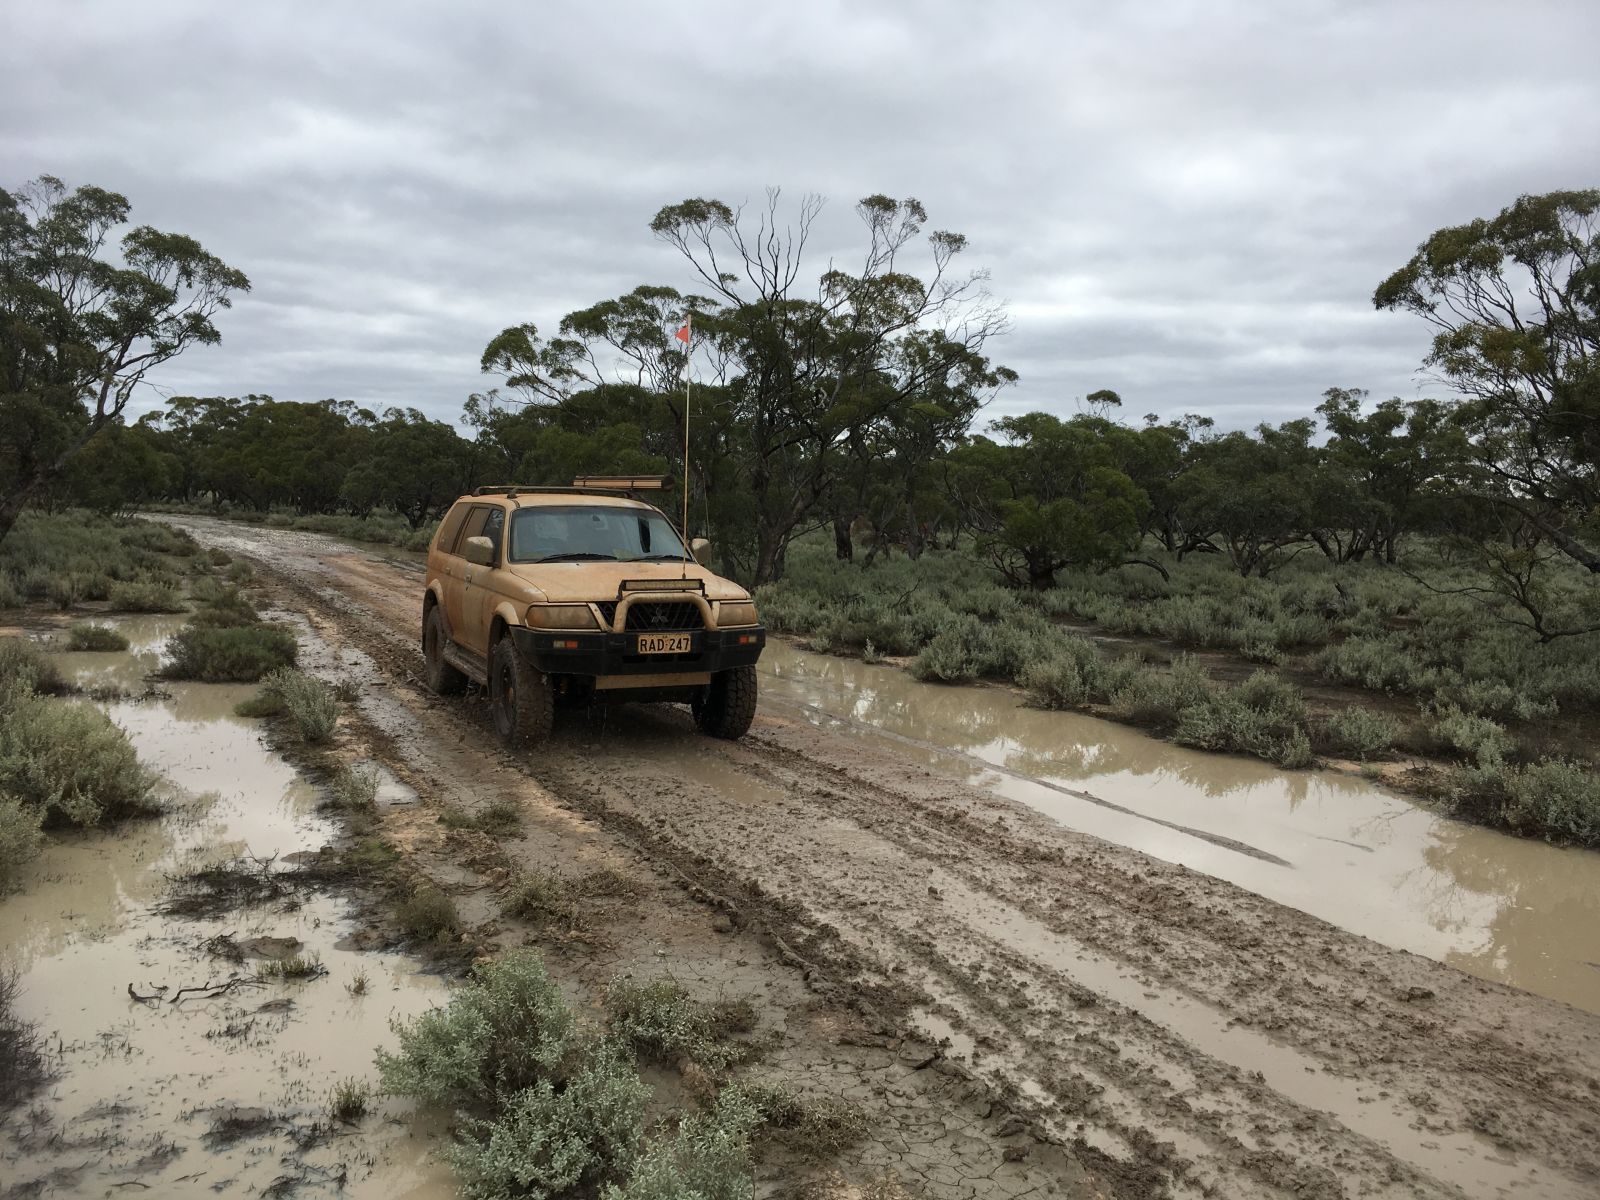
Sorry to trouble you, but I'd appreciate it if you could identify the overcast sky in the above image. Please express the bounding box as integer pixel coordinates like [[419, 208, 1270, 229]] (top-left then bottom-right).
[[5, 1, 1597, 432]]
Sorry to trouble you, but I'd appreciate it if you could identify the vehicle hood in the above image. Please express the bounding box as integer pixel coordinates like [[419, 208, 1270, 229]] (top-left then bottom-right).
[[506, 560, 750, 604]]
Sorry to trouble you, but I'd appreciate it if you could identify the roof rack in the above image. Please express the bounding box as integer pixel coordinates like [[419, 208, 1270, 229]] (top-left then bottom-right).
[[473, 475, 672, 499]]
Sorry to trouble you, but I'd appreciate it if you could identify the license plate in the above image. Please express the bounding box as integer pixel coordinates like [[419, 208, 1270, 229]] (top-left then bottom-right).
[[636, 633, 693, 655]]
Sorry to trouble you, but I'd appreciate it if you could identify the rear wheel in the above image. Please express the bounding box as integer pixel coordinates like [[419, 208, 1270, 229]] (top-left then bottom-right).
[[422, 605, 467, 695], [490, 636, 553, 749], [693, 665, 758, 740]]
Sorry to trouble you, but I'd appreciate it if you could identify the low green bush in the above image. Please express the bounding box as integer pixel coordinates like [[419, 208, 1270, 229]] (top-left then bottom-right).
[[1450, 758, 1600, 845], [107, 580, 187, 613], [378, 948, 574, 1108], [1172, 671, 1315, 769], [255, 668, 341, 742], [1427, 705, 1515, 766], [1319, 706, 1400, 760], [0, 792, 46, 892], [65, 622, 129, 652], [1107, 656, 1212, 729], [453, 1045, 648, 1200], [605, 976, 744, 1069], [0, 638, 68, 695], [0, 687, 157, 825], [162, 623, 297, 683], [395, 884, 461, 945], [604, 1088, 762, 1200]]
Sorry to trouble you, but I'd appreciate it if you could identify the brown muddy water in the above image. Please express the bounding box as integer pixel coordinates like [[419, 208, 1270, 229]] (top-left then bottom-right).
[[0, 622, 454, 1198], [759, 642, 1600, 1016]]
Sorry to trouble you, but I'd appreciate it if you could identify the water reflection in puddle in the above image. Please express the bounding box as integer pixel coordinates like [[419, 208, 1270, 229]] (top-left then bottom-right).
[[761, 642, 1600, 1015], [0, 627, 454, 1198]]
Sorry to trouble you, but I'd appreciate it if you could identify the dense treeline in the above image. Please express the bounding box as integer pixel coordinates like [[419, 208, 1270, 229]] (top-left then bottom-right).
[[3, 178, 1596, 613]]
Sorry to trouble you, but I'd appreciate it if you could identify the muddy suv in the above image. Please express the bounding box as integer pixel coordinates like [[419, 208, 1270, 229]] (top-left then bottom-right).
[[420, 479, 764, 746]]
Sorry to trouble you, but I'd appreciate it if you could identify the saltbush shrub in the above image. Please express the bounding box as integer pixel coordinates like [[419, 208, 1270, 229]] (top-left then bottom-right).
[[0, 638, 68, 695], [603, 1088, 762, 1200], [453, 1045, 647, 1200], [1320, 706, 1400, 760], [107, 580, 187, 613], [1450, 758, 1600, 845], [0, 792, 46, 892], [377, 948, 573, 1109], [65, 622, 129, 652], [162, 623, 297, 683], [0, 688, 156, 825], [1173, 672, 1315, 769], [605, 976, 742, 1069], [255, 668, 341, 742]]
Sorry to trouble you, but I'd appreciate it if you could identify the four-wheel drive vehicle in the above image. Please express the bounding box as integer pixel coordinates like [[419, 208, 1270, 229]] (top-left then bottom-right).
[[420, 479, 765, 746]]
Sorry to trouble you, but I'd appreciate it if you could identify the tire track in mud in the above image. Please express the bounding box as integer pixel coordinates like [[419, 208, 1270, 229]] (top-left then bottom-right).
[[162, 517, 1600, 1200]]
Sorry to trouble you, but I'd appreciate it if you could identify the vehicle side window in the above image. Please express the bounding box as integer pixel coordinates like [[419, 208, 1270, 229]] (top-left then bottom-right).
[[435, 503, 469, 556], [482, 508, 505, 562], [454, 506, 491, 554]]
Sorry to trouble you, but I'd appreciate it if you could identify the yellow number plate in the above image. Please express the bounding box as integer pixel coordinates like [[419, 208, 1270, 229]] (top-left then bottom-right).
[[636, 633, 693, 654]]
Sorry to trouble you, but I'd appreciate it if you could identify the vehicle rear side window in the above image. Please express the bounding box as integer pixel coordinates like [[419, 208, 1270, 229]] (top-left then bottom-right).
[[482, 508, 505, 562], [434, 503, 470, 556], [452, 505, 493, 555]]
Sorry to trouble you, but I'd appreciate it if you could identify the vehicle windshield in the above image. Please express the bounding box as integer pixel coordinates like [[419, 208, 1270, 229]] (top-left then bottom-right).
[[508, 505, 689, 563]]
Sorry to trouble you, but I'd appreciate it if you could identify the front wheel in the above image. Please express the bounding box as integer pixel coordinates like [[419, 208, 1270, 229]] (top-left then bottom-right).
[[490, 636, 553, 749], [692, 665, 758, 740]]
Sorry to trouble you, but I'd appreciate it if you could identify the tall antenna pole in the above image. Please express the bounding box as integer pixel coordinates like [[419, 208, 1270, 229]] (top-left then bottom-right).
[[677, 315, 692, 578]]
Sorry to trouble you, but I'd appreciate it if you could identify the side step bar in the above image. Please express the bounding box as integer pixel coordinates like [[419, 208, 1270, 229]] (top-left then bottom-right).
[[442, 642, 489, 686]]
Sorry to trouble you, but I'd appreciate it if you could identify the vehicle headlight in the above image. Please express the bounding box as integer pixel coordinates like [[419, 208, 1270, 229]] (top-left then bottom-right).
[[716, 601, 759, 627], [525, 604, 599, 630]]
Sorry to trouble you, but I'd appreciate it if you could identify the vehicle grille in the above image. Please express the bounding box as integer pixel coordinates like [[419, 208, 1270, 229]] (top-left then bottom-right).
[[601, 600, 702, 632]]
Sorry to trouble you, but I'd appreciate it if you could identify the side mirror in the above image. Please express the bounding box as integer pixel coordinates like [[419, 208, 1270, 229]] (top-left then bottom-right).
[[690, 537, 711, 561], [463, 535, 495, 566]]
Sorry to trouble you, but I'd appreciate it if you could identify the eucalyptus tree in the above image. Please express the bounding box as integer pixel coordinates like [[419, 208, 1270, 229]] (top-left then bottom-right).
[[0, 176, 248, 541], [1375, 188, 1599, 572]]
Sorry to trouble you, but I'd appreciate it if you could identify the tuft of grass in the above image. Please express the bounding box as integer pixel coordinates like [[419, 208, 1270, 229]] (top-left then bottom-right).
[[329, 763, 380, 811], [64, 622, 129, 652], [502, 870, 576, 925], [257, 952, 324, 980], [343, 837, 400, 876], [439, 796, 522, 837], [396, 884, 461, 944], [346, 968, 370, 997], [735, 1081, 871, 1157], [162, 623, 298, 683], [107, 580, 187, 614], [328, 1076, 371, 1123]]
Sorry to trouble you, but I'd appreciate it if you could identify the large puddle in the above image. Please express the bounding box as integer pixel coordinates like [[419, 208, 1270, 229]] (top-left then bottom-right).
[[759, 642, 1600, 1016], [1, 621, 454, 1198]]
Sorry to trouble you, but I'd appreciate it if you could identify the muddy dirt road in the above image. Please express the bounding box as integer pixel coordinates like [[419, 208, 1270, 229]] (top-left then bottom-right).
[[163, 516, 1600, 1200]]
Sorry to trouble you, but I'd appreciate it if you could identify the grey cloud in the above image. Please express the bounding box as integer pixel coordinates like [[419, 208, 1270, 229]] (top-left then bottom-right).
[[3, 0, 1595, 431]]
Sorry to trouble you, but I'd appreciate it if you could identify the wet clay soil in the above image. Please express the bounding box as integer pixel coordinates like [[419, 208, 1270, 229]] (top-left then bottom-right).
[[152, 515, 1600, 1199], [1, 630, 457, 1198]]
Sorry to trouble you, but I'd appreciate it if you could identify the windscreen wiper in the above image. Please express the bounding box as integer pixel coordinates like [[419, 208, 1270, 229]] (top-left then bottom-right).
[[533, 552, 618, 562], [626, 553, 690, 561]]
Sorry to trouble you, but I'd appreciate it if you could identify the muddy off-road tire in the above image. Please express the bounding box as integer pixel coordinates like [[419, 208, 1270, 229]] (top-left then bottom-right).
[[422, 605, 467, 695], [490, 636, 554, 749], [693, 665, 757, 739]]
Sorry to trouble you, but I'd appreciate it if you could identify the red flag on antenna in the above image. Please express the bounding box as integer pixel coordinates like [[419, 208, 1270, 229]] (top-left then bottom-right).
[[675, 323, 690, 343]]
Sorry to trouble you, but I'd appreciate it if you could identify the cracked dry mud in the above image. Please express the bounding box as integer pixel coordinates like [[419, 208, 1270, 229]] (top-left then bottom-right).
[[162, 515, 1600, 1200]]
